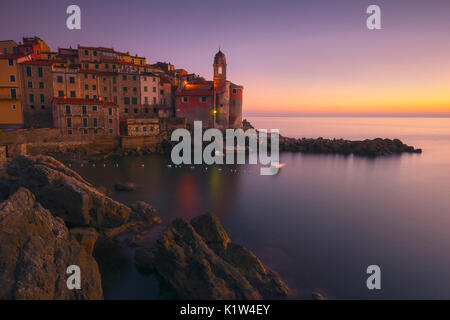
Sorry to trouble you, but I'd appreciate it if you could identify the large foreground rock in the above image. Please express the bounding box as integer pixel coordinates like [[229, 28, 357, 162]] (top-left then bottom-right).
[[3, 155, 130, 229], [0, 188, 103, 299], [135, 213, 289, 300]]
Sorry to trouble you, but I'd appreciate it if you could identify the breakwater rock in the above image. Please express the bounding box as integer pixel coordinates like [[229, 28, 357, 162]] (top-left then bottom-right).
[[134, 213, 289, 300], [280, 136, 422, 156]]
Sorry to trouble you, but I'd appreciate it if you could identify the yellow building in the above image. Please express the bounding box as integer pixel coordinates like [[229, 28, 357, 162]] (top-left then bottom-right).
[[0, 54, 28, 127]]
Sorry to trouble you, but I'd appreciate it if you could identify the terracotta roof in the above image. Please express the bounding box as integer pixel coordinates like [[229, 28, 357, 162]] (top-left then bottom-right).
[[0, 54, 26, 59], [20, 60, 57, 66], [176, 90, 213, 96]]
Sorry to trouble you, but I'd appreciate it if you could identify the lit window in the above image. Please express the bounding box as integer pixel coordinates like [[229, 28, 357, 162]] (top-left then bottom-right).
[[218, 66, 222, 74]]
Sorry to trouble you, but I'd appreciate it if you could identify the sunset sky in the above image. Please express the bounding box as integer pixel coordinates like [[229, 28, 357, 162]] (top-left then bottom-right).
[[1, 0, 450, 115]]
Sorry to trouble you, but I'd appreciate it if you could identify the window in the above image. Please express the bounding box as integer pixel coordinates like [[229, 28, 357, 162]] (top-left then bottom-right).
[[84, 74, 88, 79], [93, 118, 98, 127], [135, 127, 139, 132], [38, 67, 43, 77], [65, 105, 71, 114], [93, 51, 97, 56], [58, 91, 64, 97], [113, 86, 117, 92], [132, 97, 137, 105], [84, 64, 89, 69], [105, 64, 109, 69], [93, 95, 97, 99], [66, 118, 72, 128], [8, 59, 14, 66], [103, 77, 106, 81], [123, 87, 128, 93], [124, 108, 129, 113], [70, 91, 76, 98], [85, 84, 89, 90], [82, 106, 87, 115], [112, 64, 116, 69], [133, 75, 137, 81], [9, 75, 15, 82], [29, 93, 34, 103], [26, 66, 31, 76], [57, 76, 63, 83], [39, 82, 44, 88], [108, 108, 112, 116], [218, 66, 223, 74], [143, 127, 147, 132], [144, 86, 148, 92], [68, 129, 72, 135], [113, 77, 116, 84], [28, 81, 32, 88], [95, 64, 99, 69], [92, 85, 96, 90], [109, 129, 113, 134], [41, 106, 45, 110], [92, 106, 98, 111], [150, 126, 154, 132], [134, 108, 138, 113], [84, 50, 89, 55], [133, 87, 137, 93], [144, 76, 147, 82], [94, 129, 98, 134], [113, 96, 117, 104], [92, 74, 95, 79], [144, 97, 148, 104], [153, 87, 156, 93], [152, 77, 156, 82], [12, 104, 16, 110], [145, 108, 149, 113], [83, 118, 88, 127], [201, 96, 207, 102], [30, 105, 35, 109], [40, 94, 45, 103], [109, 118, 113, 124], [103, 87, 107, 91], [182, 97, 188, 103], [85, 95, 89, 99], [160, 90, 164, 95], [83, 129, 88, 135], [122, 75, 127, 81], [124, 97, 130, 105], [153, 97, 156, 104], [232, 89, 237, 94], [69, 77, 75, 84]]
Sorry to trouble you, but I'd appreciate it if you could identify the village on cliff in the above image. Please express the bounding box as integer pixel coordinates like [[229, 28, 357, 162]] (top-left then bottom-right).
[[0, 36, 244, 160]]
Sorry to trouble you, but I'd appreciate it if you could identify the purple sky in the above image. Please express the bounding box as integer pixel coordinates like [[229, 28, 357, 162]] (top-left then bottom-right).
[[2, 0, 450, 115]]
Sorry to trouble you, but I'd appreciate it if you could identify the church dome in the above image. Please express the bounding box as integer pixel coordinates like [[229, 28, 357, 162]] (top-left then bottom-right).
[[214, 50, 226, 65]]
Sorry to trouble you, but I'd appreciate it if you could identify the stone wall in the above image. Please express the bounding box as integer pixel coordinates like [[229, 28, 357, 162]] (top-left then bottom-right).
[[120, 134, 165, 150]]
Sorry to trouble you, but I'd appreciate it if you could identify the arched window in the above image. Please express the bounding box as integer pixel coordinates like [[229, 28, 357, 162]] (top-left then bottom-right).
[[218, 66, 222, 75]]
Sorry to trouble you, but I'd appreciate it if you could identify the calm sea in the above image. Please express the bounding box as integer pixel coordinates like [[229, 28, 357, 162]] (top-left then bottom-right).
[[76, 117, 450, 299]]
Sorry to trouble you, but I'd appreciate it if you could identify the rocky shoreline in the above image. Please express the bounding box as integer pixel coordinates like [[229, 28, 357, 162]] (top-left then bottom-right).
[[0, 155, 161, 299], [134, 213, 289, 300], [0, 155, 290, 300]]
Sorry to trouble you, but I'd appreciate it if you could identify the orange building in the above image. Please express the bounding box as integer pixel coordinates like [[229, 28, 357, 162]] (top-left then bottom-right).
[[0, 53, 30, 127]]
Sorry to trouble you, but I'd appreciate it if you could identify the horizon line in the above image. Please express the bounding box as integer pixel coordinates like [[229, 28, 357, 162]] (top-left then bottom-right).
[[243, 112, 450, 118]]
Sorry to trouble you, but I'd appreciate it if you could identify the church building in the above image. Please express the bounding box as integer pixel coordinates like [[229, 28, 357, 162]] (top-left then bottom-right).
[[174, 50, 243, 129]]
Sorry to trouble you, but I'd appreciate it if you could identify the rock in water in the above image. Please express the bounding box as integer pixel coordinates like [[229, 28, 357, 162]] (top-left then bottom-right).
[[114, 182, 136, 192], [5, 155, 131, 229], [0, 188, 103, 299], [137, 213, 289, 300], [191, 213, 289, 299]]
